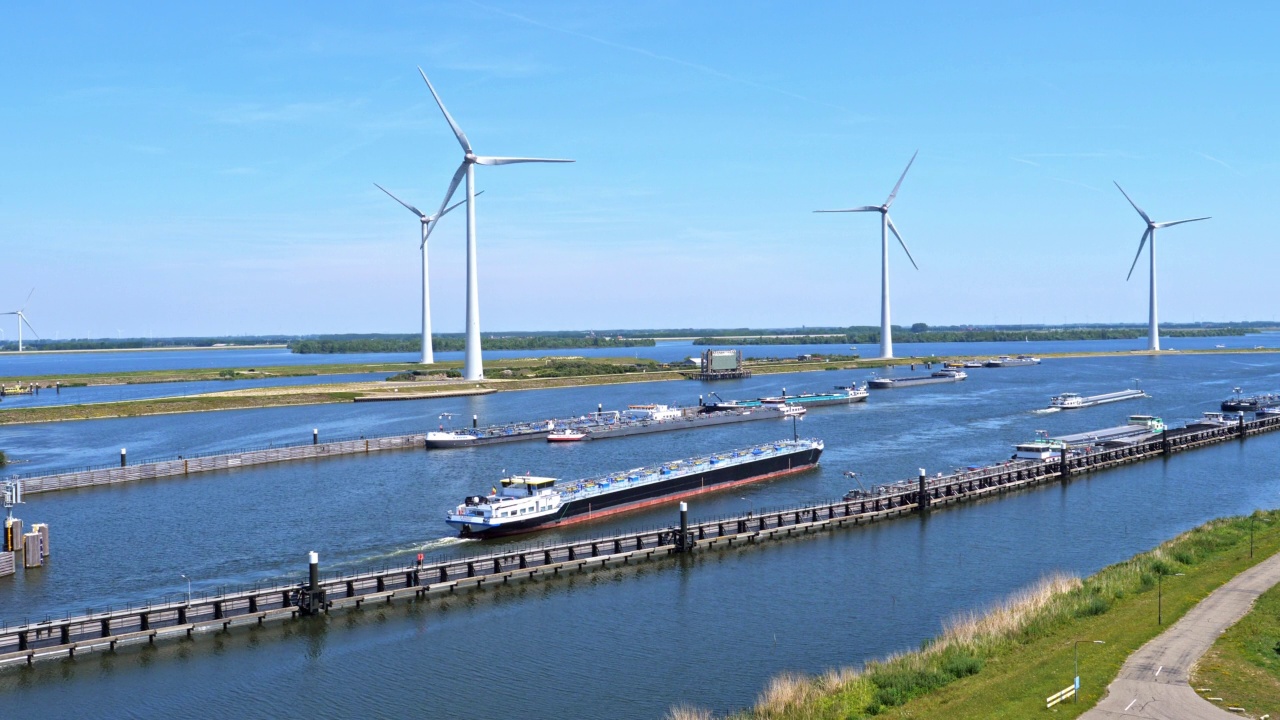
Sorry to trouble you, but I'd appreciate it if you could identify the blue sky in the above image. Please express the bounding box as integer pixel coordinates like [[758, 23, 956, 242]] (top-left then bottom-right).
[[2, 2, 1276, 337]]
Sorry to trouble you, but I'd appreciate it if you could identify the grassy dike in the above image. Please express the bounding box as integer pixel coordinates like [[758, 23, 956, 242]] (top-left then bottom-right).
[[668, 511, 1280, 720]]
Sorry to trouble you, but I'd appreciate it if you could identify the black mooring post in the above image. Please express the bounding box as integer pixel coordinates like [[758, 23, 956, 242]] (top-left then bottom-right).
[[309, 551, 319, 594], [677, 501, 690, 552], [473, 414, 478, 429], [313, 428, 318, 445], [918, 468, 929, 511], [301, 550, 326, 615], [1239, 412, 1246, 440], [1161, 428, 1170, 455], [1060, 446, 1070, 477], [120, 448, 127, 467]]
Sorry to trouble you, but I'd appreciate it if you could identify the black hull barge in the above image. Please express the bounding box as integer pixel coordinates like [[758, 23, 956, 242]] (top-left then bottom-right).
[[446, 438, 824, 537]]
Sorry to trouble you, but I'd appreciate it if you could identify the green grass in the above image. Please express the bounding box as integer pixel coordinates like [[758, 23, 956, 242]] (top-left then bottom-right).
[[0, 391, 365, 424], [1192, 521, 1280, 717], [667, 511, 1280, 720]]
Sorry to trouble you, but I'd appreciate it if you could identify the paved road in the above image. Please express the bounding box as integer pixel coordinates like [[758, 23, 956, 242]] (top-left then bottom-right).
[[1083, 549, 1280, 719]]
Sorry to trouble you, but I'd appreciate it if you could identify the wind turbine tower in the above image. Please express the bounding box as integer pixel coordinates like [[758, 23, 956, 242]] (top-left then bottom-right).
[[815, 152, 920, 360], [1114, 182, 1210, 351], [2, 289, 38, 352], [418, 68, 573, 381], [373, 183, 474, 364]]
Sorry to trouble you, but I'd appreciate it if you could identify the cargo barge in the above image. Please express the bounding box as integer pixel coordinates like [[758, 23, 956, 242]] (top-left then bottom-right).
[[867, 369, 967, 389], [579, 404, 787, 441], [703, 384, 868, 410], [1222, 391, 1280, 413], [426, 403, 786, 449], [1048, 388, 1147, 409], [984, 355, 1041, 367], [445, 438, 824, 536], [1049, 414, 1166, 448]]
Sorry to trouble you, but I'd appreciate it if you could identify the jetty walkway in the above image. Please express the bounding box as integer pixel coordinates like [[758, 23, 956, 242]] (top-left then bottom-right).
[[1, 410, 1277, 668], [9, 431, 433, 495]]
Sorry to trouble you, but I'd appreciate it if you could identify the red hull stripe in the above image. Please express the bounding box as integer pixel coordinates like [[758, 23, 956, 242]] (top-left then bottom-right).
[[491, 462, 818, 537]]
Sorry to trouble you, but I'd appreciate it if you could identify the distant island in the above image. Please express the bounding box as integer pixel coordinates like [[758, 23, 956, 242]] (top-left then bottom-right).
[[2, 322, 1272, 354], [694, 326, 1256, 345], [289, 334, 655, 354]]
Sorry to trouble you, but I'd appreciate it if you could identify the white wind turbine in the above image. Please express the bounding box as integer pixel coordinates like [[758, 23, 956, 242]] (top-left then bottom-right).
[[373, 182, 477, 364], [3, 289, 39, 352], [815, 152, 920, 359], [419, 67, 573, 381], [1115, 182, 1210, 352]]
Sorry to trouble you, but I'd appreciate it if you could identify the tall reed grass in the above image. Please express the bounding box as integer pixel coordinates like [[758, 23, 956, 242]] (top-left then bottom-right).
[[665, 512, 1275, 720]]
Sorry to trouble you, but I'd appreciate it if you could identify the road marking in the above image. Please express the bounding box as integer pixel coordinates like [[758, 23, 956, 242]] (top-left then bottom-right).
[[1125, 699, 1137, 712], [1155, 665, 1162, 677]]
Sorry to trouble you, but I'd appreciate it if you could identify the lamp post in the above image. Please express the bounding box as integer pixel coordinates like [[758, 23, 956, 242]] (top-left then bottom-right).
[[1073, 640, 1105, 702], [1251, 512, 1256, 559], [181, 574, 191, 605], [1157, 572, 1184, 625]]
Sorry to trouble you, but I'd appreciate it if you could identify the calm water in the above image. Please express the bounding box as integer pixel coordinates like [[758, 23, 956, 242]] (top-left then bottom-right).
[[1, 352, 1279, 719]]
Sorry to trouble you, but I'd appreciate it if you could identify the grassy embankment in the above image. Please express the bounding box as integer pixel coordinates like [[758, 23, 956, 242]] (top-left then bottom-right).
[[1192, 561, 1280, 717], [668, 510, 1280, 720]]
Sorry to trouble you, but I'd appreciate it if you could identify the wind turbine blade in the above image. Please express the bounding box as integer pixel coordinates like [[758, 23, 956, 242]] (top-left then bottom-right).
[[1154, 216, 1211, 229], [1113, 182, 1152, 224], [814, 206, 881, 213], [373, 183, 425, 218], [417, 67, 472, 155], [884, 150, 918, 209], [21, 316, 38, 339], [1125, 228, 1151, 281], [473, 156, 574, 166], [423, 191, 483, 246], [21, 288, 34, 312], [440, 190, 480, 220], [885, 215, 919, 270], [430, 163, 468, 222]]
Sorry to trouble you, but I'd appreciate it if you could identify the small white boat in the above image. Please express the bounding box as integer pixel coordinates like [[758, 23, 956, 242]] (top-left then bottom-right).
[[547, 428, 588, 443], [779, 404, 806, 418]]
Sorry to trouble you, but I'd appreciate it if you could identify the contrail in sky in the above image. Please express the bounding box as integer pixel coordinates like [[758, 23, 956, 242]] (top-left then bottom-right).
[[469, 1, 857, 115]]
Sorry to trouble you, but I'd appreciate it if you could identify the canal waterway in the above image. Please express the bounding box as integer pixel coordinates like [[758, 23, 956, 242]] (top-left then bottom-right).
[[0, 351, 1278, 718]]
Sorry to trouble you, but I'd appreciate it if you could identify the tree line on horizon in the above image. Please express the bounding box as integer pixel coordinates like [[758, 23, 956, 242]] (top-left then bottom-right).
[[2, 321, 1272, 353], [692, 326, 1253, 346]]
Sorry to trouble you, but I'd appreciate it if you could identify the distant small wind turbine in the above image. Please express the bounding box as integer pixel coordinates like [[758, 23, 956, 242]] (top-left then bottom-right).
[[2, 289, 38, 352], [374, 183, 477, 365], [1115, 182, 1210, 351], [419, 67, 574, 380], [815, 152, 920, 360]]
